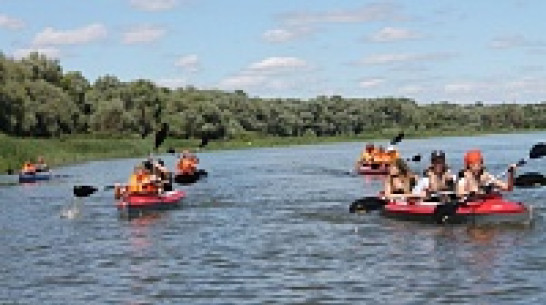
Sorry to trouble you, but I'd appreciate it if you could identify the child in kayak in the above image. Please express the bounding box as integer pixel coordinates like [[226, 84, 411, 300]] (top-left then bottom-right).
[[456, 150, 516, 197], [413, 151, 456, 198], [384, 158, 421, 200]]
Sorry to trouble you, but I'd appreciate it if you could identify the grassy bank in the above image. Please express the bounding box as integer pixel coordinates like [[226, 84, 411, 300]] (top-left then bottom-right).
[[1, 128, 544, 173]]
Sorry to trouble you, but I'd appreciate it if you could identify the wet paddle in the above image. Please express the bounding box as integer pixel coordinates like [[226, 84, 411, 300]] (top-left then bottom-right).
[[515, 172, 546, 188], [349, 196, 388, 213]]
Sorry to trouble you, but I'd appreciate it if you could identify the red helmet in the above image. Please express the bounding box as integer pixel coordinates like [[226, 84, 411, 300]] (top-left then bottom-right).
[[464, 150, 483, 166]]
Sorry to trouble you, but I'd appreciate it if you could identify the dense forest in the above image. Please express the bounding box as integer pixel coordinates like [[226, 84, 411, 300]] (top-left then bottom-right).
[[1, 52, 545, 140]]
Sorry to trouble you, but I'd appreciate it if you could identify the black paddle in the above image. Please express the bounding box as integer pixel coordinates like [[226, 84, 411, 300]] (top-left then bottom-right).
[[349, 196, 388, 213], [515, 172, 546, 188], [406, 154, 421, 162], [390, 132, 404, 146]]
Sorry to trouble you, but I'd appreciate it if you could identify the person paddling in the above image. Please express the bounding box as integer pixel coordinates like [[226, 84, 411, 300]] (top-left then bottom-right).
[[177, 150, 199, 175], [21, 161, 36, 174], [154, 159, 173, 192], [383, 158, 421, 200], [35, 156, 49, 172], [414, 151, 456, 198], [456, 150, 516, 197]]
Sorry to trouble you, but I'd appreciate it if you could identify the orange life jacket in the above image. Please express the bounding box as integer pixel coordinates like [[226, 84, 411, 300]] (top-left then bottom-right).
[[177, 158, 196, 174], [22, 163, 36, 173]]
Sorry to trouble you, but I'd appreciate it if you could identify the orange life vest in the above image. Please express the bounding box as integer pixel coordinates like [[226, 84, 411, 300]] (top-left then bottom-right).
[[177, 158, 196, 174]]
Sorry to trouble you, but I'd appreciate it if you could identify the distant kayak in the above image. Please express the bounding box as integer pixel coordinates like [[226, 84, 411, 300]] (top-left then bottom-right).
[[174, 169, 208, 184], [381, 194, 532, 225], [18, 171, 52, 183], [356, 164, 389, 175], [116, 190, 185, 213]]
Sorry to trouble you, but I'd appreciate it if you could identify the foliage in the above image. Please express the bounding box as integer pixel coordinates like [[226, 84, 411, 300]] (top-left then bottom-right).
[[1, 52, 545, 140]]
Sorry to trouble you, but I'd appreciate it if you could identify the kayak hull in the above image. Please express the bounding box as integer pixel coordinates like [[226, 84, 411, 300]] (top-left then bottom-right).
[[174, 169, 208, 184], [18, 171, 52, 183], [117, 190, 185, 213], [381, 194, 532, 225], [357, 164, 389, 175]]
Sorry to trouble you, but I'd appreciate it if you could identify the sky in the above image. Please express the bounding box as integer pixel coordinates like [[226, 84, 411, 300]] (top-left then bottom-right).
[[1, 0, 546, 103]]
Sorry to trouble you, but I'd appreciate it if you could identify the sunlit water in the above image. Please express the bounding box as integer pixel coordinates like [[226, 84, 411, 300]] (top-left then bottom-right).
[[1, 132, 545, 304]]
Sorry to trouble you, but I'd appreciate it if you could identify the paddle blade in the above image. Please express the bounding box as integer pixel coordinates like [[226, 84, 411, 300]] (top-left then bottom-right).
[[529, 142, 546, 159], [349, 196, 387, 213], [199, 136, 209, 148], [167, 147, 175, 154], [515, 172, 546, 188], [409, 154, 422, 162], [155, 123, 169, 149], [73, 185, 98, 197], [6, 168, 14, 175], [390, 132, 404, 145]]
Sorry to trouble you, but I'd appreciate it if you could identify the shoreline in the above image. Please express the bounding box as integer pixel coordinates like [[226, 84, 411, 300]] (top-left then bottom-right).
[[1, 128, 544, 173]]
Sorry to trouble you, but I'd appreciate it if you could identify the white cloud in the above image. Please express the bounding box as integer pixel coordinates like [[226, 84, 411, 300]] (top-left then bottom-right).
[[368, 27, 421, 42], [281, 2, 405, 26], [13, 47, 61, 59], [489, 34, 545, 49], [218, 75, 268, 89], [266, 3, 407, 43], [123, 25, 166, 44], [359, 78, 385, 88], [0, 14, 24, 30], [130, 0, 178, 11], [174, 54, 200, 72], [360, 52, 454, 65], [217, 56, 311, 91], [248, 56, 309, 73], [155, 78, 188, 89], [262, 26, 314, 43], [33, 23, 107, 46]]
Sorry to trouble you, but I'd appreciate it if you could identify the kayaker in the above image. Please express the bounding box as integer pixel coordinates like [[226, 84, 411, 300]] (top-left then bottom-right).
[[21, 161, 36, 174], [456, 149, 516, 197], [356, 144, 374, 168], [154, 159, 172, 192], [386, 146, 399, 163], [35, 156, 49, 172], [414, 151, 456, 197], [177, 150, 199, 175], [383, 158, 421, 200]]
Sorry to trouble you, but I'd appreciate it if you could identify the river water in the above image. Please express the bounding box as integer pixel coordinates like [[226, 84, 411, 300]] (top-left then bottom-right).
[[1, 133, 545, 304]]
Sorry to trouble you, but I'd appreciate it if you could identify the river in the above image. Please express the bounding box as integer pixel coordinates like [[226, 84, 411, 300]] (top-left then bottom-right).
[[1, 132, 545, 304]]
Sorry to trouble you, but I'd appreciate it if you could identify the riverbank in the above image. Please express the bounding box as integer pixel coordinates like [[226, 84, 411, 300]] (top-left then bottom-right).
[[1, 128, 544, 173]]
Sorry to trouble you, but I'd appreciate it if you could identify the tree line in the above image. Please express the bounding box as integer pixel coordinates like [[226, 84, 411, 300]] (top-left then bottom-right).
[[1, 52, 545, 140]]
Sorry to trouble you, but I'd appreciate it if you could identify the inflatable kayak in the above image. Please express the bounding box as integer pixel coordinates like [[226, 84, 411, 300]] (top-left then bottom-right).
[[174, 169, 208, 184], [357, 163, 389, 175], [18, 171, 52, 183], [116, 190, 185, 212], [381, 194, 532, 225]]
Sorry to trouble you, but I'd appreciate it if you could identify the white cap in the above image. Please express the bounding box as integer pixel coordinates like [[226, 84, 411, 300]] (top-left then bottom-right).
[[387, 145, 395, 152]]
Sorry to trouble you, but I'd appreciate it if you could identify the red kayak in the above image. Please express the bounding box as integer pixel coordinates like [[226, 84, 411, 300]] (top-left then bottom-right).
[[116, 190, 185, 212], [357, 163, 389, 175], [381, 194, 532, 225]]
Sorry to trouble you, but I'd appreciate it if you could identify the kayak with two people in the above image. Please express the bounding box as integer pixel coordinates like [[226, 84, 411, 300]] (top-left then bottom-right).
[[19, 156, 52, 183], [114, 163, 184, 215]]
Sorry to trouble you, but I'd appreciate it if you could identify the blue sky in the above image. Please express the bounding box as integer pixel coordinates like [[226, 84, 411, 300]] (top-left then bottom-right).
[[1, 0, 545, 103]]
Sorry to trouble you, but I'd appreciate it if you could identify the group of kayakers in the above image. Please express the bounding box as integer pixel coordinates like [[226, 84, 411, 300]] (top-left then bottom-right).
[[114, 150, 200, 199], [21, 156, 49, 174], [356, 144, 400, 168], [383, 149, 515, 201]]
